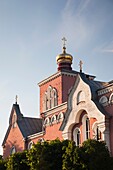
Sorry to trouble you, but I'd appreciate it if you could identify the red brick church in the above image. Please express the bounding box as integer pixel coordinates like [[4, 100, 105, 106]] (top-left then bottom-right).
[[2, 39, 113, 158]]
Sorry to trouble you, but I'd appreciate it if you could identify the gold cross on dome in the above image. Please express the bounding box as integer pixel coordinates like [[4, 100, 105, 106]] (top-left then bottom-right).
[[62, 37, 67, 47], [79, 60, 83, 72], [15, 95, 18, 104]]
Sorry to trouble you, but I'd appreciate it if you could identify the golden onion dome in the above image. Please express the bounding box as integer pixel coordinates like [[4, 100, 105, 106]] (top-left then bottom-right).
[[56, 46, 73, 64]]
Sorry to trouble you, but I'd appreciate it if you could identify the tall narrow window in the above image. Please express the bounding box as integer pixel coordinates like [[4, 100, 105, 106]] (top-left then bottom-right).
[[77, 130, 80, 146], [12, 114, 17, 128], [86, 118, 90, 139], [73, 128, 81, 146], [109, 93, 113, 104], [10, 146, 16, 155], [96, 127, 101, 140], [43, 86, 58, 111]]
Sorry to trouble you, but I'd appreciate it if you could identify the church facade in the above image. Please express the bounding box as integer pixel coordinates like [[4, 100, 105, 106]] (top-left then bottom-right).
[[2, 41, 113, 158]]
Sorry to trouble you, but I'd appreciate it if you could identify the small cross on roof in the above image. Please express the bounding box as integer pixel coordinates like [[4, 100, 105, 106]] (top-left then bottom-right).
[[15, 95, 18, 104], [79, 60, 83, 73], [62, 37, 67, 48]]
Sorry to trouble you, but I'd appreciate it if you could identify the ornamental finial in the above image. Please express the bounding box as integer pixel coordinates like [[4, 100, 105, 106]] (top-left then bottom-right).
[[62, 37, 67, 53], [62, 37, 67, 48], [15, 95, 18, 104], [79, 60, 83, 73]]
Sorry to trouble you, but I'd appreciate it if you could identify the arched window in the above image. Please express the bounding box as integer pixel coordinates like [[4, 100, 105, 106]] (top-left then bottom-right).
[[43, 93, 47, 111], [12, 114, 17, 128], [28, 142, 33, 150], [82, 114, 90, 141], [43, 86, 58, 111], [92, 122, 102, 141], [73, 128, 81, 146], [57, 112, 64, 123], [48, 86, 52, 109], [109, 93, 113, 104], [43, 117, 50, 126], [51, 88, 58, 108], [96, 127, 102, 140], [99, 96, 108, 106], [10, 146, 16, 155], [51, 115, 56, 124], [86, 118, 90, 140], [77, 91, 85, 104]]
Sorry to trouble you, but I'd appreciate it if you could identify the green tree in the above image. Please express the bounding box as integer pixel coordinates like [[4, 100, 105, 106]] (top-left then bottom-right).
[[27, 139, 69, 170], [78, 139, 113, 170], [6, 151, 30, 170], [62, 140, 77, 170], [0, 155, 7, 170], [27, 141, 43, 170], [62, 139, 113, 170]]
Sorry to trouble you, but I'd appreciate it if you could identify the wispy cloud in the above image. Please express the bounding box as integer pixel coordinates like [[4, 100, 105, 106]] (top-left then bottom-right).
[[56, 0, 113, 56], [94, 41, 113, 53], [102, 49, 113, 53]]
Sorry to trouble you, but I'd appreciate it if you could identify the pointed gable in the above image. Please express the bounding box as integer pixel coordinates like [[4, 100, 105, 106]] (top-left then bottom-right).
[[60, 73, 111, 132], [2, 104, 43, 147]]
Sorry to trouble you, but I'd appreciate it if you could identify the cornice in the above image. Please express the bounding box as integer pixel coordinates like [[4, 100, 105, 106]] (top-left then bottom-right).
[[38, 71, 77, 86], [27, 131, 45, 140], [98, 86, 113, 96], [41, 102, 67, 116]]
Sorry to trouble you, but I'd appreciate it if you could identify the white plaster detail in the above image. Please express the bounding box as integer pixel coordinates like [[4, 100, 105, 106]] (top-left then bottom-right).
[[12, 112, 17, 128], [109, 93, 113, 104], [73, 127, 81, 146], [99, 96, 108, 106], [51, 115, 56, 124], [77, 90, 85, 104], [43, 102, 67, 117], [98, 87, 112, 96], [43, 86, 58, 111], [62, 75, 107, 146], [82, 115, 90, 141], [57, 112, 64, 123], [28, 141, 33, 150], [43, 117, 50, 126]]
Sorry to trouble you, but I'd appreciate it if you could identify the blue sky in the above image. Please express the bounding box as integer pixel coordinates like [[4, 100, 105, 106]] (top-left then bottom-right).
[[0, 0, 113, 154]]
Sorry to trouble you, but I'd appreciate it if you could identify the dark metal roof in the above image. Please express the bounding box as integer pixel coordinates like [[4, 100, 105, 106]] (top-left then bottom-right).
[[18, 117, 43, 138], [2, 104, 43, 146], [78, 73, 111, 117]]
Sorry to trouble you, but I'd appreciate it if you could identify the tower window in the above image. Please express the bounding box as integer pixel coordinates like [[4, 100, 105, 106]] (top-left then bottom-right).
[[43, 86, 58, 111]]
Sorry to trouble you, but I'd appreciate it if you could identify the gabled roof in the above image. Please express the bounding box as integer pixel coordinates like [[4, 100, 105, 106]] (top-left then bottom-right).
[[60, 73, 111, 131], [2, 104, 43, 146], [80, 73, 111, 117]]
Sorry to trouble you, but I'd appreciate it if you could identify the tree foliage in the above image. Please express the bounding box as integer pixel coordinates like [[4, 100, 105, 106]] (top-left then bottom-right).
[[27, 139, 69, 170], [1, 139, 113, 170], [6, 151, 30, 170], [62, 139, 113, 170], [0, 155, 7, 170]]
